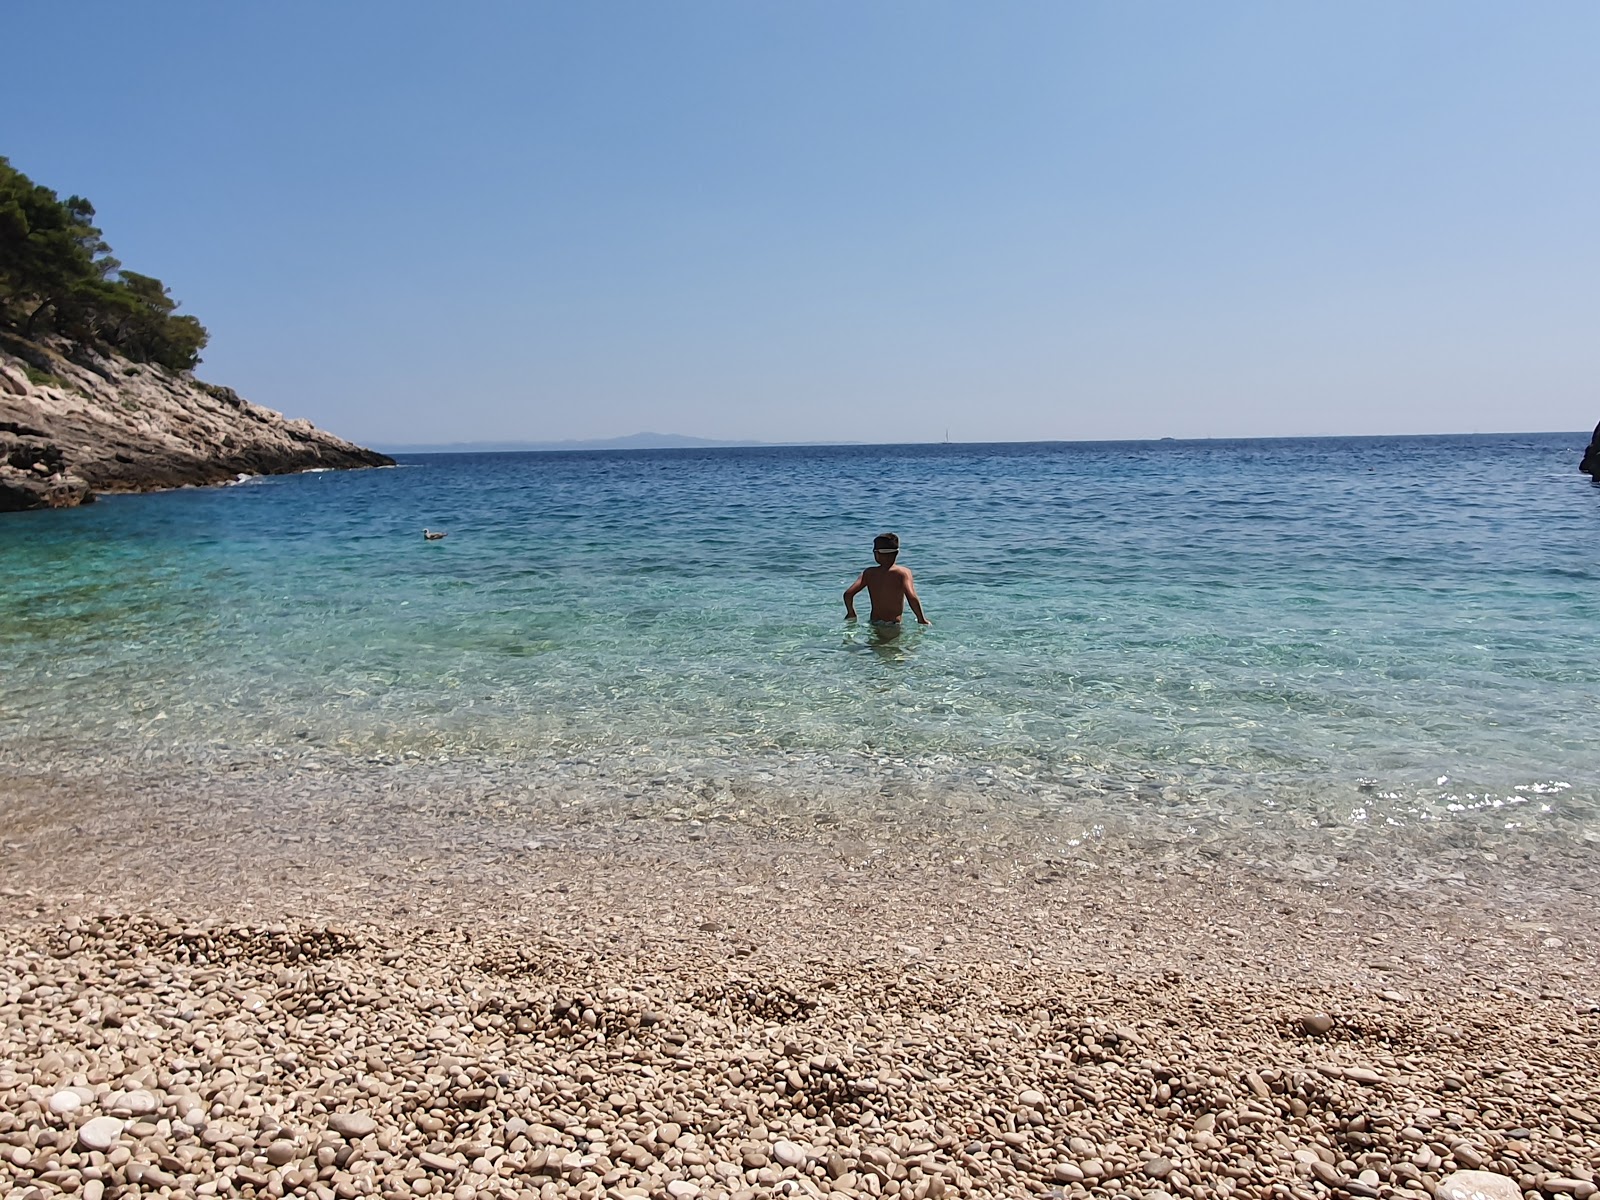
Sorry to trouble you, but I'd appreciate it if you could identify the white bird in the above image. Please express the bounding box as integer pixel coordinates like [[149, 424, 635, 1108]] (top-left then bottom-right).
[[423, 528, 447, 540]]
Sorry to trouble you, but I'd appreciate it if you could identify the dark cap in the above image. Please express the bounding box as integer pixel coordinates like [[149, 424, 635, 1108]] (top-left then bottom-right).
[[873, 532, 899, 554]]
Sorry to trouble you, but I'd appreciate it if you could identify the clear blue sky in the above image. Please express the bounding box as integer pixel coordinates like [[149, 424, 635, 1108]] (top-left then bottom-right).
[[7, 2, 1598, 445]]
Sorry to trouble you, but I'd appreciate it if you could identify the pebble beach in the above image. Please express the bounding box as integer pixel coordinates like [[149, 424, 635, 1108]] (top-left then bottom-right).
[[3, 765, 1598, 1200]]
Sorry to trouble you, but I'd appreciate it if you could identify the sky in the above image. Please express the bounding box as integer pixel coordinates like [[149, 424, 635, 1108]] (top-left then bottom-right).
[[6, 2, 1599, 446]]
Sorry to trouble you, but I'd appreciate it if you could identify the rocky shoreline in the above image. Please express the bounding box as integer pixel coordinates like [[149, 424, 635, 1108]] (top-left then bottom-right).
[[0, 335, 390, 512]]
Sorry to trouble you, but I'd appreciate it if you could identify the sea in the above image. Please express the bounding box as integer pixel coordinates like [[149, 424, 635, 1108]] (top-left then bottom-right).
[[3, 434, 1597, 874]]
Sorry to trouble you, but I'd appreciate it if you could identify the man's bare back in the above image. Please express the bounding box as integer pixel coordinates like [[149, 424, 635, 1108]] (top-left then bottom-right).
[[844, 533, 930, 626]]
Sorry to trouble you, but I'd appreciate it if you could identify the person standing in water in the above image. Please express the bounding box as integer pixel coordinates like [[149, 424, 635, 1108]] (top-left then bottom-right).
[[843, 533, 931, 626]]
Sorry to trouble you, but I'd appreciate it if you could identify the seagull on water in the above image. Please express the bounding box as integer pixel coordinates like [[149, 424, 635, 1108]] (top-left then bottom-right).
[[423, 528, 447, 540]]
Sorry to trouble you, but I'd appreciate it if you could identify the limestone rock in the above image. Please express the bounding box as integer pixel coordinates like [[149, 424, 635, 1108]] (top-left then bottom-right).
[[0, 337, 391, 512], [1583, 420, 1600, 478]]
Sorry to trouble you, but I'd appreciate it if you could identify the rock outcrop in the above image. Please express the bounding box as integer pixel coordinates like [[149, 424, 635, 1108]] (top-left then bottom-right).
[[0, 334, 392, 512], [1582, 421, 1600, 480]]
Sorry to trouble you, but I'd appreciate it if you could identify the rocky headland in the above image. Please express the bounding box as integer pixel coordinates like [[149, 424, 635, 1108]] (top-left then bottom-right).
[[1581, 423, 1600, 480], [0, 334, 391, 512]]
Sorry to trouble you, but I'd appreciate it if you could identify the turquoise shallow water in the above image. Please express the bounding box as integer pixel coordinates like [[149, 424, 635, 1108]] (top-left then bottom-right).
[[2, 434, 1597, 850]]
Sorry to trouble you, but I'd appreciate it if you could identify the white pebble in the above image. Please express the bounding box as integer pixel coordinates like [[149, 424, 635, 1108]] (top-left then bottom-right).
[[1437, 1172, 1523, 1200], [772, 1140, 806, 1168], [48, 1090, 83, 1115], [78, 1115, 125, 1152]]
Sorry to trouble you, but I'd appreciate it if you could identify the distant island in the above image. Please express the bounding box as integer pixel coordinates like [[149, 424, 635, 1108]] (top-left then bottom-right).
[[379, 432, 771, 454], [380, 433, 862, 454], [0, 156, 390, 512]]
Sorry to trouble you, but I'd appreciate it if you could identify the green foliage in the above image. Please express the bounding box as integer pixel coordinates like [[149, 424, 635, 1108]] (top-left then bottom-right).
[[22, 363, 63, 388], [0, 156, 209, 371]]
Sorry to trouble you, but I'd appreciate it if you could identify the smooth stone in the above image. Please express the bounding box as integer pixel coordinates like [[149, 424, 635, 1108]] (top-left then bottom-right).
[[666, 1183, 700, 1200], [328, 1113, 377, 1139], [266, 1140, 299, 1166], [1052, 1163, 1085, 1183], [772, 1140, 806, 1169], [1018, 1089, 1047, 1109], [1300, 1013, 1335, 1035], [1453, 1144, 1487, 1169], [113, 1089, 159, 1117], [78, 1117, 124, 1153], [1144, 1157, 1174, 1179], [49, 1091, 83, 1115], [141, 1165, 177, 1189], [1542, 1180, 1596, 1198], [1437, 1172, 1524, 1200]]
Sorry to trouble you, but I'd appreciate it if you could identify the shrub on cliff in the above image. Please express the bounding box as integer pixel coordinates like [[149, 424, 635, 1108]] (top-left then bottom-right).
[[0, 156, 209, 371]]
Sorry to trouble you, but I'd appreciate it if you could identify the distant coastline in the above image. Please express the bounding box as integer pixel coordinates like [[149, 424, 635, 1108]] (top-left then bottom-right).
[[377, 429, 1593, 455], [377, 431, 857, 454]]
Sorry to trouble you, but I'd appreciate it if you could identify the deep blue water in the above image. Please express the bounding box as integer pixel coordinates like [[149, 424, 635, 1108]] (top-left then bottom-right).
[[2, 433, 1597, 849]]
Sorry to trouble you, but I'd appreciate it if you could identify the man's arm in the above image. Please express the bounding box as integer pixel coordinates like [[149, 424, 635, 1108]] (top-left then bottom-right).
[[843, 572, 866, 619], [900, 567, 930, 625]]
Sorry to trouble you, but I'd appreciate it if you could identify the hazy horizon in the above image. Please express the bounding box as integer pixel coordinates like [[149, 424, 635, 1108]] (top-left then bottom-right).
[[8, 2, 1599, 447], [373, 428, 1595, 460]]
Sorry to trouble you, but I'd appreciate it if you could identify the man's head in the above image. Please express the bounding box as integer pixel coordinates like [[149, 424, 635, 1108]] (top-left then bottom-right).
[[873, 532, 899, 564]]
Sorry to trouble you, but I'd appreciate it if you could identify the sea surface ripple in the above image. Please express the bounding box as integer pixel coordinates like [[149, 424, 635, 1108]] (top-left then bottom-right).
[[2, 434, 1596, 858]]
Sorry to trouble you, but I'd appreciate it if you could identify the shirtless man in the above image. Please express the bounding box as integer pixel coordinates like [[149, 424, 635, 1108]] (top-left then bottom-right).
[[843, 533, 930, 626]]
